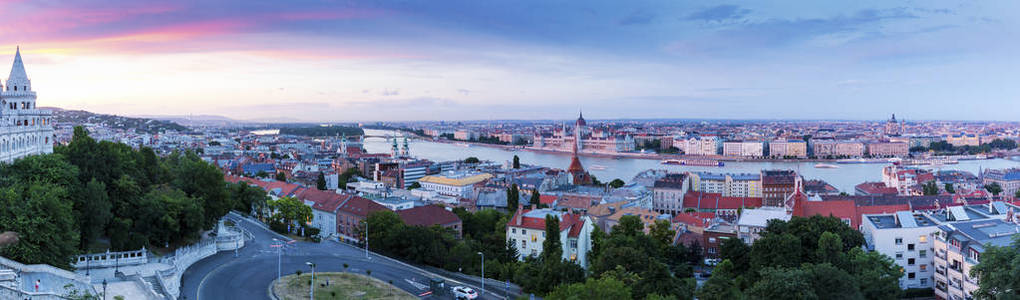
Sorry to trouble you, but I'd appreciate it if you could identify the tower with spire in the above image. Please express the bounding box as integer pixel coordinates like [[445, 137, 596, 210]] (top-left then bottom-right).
[[401, 137, 410, 157], [0, 47, 54, 162], [567, 142, 592, 185]]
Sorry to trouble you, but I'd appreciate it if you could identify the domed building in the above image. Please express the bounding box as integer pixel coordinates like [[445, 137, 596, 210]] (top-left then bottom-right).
[[532, 112, 634, 154], [0, 47, 54, 162]]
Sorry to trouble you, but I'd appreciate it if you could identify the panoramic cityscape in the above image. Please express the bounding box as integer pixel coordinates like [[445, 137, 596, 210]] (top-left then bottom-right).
[[1, 1, 1019, 300]]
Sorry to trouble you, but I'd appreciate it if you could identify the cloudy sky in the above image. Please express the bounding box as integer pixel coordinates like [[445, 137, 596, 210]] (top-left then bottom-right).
[[1, 0, 1017, 121]]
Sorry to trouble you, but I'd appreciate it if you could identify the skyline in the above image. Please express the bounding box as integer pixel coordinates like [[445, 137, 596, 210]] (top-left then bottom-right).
[[2, 1, 1018, 122]]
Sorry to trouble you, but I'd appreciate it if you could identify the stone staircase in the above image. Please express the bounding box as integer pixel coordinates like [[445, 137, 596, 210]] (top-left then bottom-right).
[[142, 275, 169, 299]]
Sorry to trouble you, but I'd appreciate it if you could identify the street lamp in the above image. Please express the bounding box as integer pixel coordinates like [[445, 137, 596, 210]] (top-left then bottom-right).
[[361, 220, 369, 259], [102, 279, 107, 300], [306, 262, 316, 300], [477, 252, 485, 297], [272, 238, 283, 281]]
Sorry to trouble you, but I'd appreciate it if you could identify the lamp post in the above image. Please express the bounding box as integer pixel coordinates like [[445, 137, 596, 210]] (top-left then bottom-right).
[[272, 238, 283, 281], [306, 262, 316, 300], [361, 220, 369, 259], [102, 279, 107, 300], [477, 252, 485, 297]]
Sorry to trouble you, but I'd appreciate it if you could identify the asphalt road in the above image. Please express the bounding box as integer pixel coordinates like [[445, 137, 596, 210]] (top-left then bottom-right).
[[180, 212, 522, 300]]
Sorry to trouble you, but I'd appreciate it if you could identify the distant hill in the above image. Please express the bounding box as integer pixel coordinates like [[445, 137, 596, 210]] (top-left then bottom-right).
[[44, 107, 190, 134]]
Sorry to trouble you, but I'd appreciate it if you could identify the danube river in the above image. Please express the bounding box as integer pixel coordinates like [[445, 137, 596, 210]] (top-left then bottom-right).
[[361, 130, 1020, 192]]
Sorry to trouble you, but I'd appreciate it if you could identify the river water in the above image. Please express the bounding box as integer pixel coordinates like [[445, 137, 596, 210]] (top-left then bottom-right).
[[361, 129, 1020, 192]]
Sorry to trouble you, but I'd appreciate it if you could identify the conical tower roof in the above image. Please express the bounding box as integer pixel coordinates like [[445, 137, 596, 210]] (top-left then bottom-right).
[[8, 46, 28, 82]]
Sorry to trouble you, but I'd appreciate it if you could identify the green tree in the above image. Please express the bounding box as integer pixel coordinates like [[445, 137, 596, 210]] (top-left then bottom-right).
[[529, 190, 541, 207], [269, 197, 312, 230], [802, 263, 862, 300], [697, 260, 743, 300], [513, 155, 520, 169], [0, 184, 79, 269], [634, 260, 694, 299], [846, 248, 901, 300], [922, 180, 939, 195], [317, 172, 327, 190], [407, 182, 421, 190], [543, 215, 562, 262], [608, 178, 626, 189], [815, 232, 845, 267], [228, 182, 269, 217], [612, 215, 645, 237], [648, 219, 675, 246], [985, 182, 1003, 196], [77, 179, 112, 250], [507, 184, 520, 211], [751, 233, 802, 270], [719, 238, 751, 275], [275, 172, 287, 181], [746, 267, 817, 300], [464, 157, 480, 164], [168, 151, 232, 229], [546, 276, 631, 300], [945, 183, 956, 194], [971, 237, 1020, 299]]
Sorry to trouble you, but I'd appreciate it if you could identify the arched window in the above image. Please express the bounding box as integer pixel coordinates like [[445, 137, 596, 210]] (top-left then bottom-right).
[[12, 86, 16, 91]]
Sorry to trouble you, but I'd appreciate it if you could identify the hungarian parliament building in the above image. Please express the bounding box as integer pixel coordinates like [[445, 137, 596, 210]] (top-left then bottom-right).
[[532, 112, 635, 154], [0, 47, 54, 163]]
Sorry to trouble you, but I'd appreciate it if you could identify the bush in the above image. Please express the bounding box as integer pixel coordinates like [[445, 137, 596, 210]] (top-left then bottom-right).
[[902, 288, 934, 298], [269, 220, 288, 234], [296, 270, 303, 276]]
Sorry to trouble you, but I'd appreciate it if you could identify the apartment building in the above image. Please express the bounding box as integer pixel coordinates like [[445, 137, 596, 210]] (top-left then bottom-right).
[[689, 172, 762, 197], [861, 212, 940, 289]]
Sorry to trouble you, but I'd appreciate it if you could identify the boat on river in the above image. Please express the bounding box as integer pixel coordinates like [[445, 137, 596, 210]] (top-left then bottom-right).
[[662, 159, 724, 167], [814, 163, 840, 169]]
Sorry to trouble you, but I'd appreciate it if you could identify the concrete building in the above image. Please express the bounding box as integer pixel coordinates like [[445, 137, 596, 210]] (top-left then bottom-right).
[[652, 173, 689, 215], [723, 140, 764, 158], [946, 133, 980, 147], [861, 212, 940, 289], [762, 170, 799, 207], [0, 48, 54, 163], [418, 171, 493, 198], [689, 172, 762, 198], [506, 208, 595, 268], [736, 206, 791, 244], [676, 136, 720, 156], [982, 168, 1020, 197], [867, 141, 910, 157], [933, 218, 1020, 300], [768, 140, 807, 158], [812, 140, 865, 158]]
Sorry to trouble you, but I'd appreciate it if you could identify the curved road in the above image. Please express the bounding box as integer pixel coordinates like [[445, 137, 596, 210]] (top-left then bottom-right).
[[180, 213, 521, 299]]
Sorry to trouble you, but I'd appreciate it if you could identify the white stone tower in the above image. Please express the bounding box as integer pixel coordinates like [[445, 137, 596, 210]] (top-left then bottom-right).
[[0, 47, 55, 162]]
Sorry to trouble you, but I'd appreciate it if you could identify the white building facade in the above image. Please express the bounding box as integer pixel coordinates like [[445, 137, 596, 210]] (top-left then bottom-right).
[[1, 48, 53, 163]]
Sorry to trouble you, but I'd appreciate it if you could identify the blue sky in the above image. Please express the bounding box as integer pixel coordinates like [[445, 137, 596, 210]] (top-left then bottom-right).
[[2, 0, 1017, 121]]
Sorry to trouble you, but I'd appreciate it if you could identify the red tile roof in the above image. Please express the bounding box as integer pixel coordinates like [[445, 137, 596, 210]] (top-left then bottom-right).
[[339, 195, 391, 217], [297, 189, 346, 212], [855, 182, 898, 195], [683, 192, 763, 210], [508, 209, 587, 237], [539, 195, 558, 205], [397, 205, 461, 227]]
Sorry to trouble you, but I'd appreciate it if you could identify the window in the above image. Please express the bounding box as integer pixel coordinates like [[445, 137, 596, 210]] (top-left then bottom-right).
[[896, 252, 904, 259], [919, 250, 927, 258], [920, 278, 928, 286], [895, 237, 903, 245], [709, 237, 716, 243], [919, 235, 928, 243], [908, 244, 915, 251], [512, 228, 516, 234], [920, 264, 927, 272], [570, 239, 577, 248], [908, 258, 915, 265], [908, 272, 915, 279]]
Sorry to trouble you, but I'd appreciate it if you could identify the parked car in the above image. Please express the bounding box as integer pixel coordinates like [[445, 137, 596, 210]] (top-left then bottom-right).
[[453, 286, 478, 300]]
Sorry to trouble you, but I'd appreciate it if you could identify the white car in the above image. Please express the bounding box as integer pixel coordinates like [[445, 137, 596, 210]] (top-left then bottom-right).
[[453, 286, 478, 299]]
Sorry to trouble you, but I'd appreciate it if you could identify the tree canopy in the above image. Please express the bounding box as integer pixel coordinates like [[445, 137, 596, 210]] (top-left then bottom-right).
[[0, 126, 261, 268]]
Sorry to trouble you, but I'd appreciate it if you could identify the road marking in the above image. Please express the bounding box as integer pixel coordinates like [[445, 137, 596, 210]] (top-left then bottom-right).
[[405, 278, 428, 290]]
